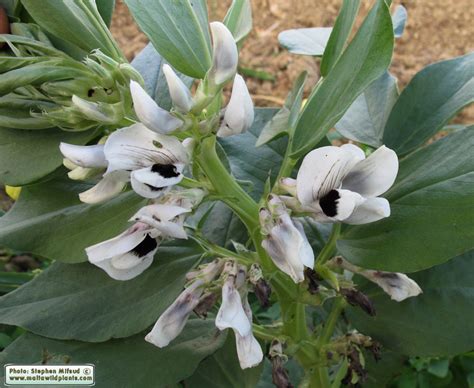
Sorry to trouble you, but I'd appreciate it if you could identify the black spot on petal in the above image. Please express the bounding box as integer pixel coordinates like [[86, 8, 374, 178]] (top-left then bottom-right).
[[320, 189, 340, 217], [151, 163, 179, 178], [145, 184, 165, 192], [131, 235, 158, 258]]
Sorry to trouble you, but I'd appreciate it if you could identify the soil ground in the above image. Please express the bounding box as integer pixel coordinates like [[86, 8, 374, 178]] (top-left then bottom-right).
[[110, 0, 473, 120]]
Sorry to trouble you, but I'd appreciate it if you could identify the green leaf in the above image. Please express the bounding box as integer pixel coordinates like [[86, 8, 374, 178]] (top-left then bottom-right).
[[278, 27, 332, 56], [392, 5, 407, 38], [291, 0, 393, 157], [0, 178, 145, 263], [0, 321, 226, 388], [124, 0, 212, 78], [383, 53, 474, 155], [347, 250, 474, 356], [256, 72, 307, 147], [320, 0, 360, 76], [131, 43, 194, 111], [339, 127, 474, 272], [223, 0, 252, 45], [0, 127, 97, 186], [335, 71, 399, 147], [185, 332, 263, 387], [96, 0, 115, 27], [363, 349, 406, 388], [0, 241, 202, 341], [20, 0, 123, 60]]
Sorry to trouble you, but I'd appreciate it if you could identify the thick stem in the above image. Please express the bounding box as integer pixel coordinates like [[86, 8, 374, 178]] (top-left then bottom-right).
[[195, 136, 259, 230], [316, 223, 341, 267]]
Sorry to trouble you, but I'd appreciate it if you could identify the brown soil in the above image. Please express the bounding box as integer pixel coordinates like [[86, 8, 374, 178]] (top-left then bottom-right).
[[111, 0, 473, 121]]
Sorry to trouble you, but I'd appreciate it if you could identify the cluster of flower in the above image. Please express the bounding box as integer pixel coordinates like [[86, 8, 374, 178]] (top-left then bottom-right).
[[57, 21, 421, 369]]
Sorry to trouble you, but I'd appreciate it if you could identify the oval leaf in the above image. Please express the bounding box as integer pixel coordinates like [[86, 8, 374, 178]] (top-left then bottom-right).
[[0, 127, 98, 186], [124, 0, 212, 78], [383, 52, 474, 155], [0, 178, 145, 263], [291, 0, 394, 157], [0, 321, 226, 388]]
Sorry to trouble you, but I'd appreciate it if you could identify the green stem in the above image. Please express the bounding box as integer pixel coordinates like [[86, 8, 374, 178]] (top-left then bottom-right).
[[194, 135, 313, 367], [196, 136, 258, 230], [188, 233, 252, 265], [316, 223, 341, 267]]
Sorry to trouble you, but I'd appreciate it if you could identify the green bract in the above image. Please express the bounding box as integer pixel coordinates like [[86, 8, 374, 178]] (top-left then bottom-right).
[[0, 0, 472, 387]]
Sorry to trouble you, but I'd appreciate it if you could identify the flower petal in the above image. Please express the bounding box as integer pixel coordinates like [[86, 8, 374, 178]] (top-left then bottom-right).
[[132, 204, 190, 223], [93, 252, 156, 281], [130, 80, 183, 133], [104, 124, 187, 173], [86, 223, 149, 262], [60, 143, 107, 168], [342, 145, 398, 197], [215, 280, 252, 336], [130, 177, 170, 199], [217, 74, 254, 138], [78, 171, 128, 204], [146, 280, 204, 347], [262, 214, 314, 283], [296, 146, 364, 206], [131, 164, 184, 189], [162, 64, 193, 113], [293, 220, 315, 269], [235, 331, 264, 369], [343, 197, 390, 225], [209, 22, 238, 86], [365, 271, 422, 302]]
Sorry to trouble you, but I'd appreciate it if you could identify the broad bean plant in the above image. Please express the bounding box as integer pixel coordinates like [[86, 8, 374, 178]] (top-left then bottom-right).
[[0, 0, 473, 387]]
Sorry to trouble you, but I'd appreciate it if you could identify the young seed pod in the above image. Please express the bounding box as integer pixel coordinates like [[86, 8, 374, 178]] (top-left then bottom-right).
[[340, 288, 376, 317]]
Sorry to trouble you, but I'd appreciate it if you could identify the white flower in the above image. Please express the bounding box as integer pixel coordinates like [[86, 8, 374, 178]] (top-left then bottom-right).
[[217, 74, 254, 138], [146, 260, 223, 347], [291, 144, 398, 224], [130, 203, 190, 239], [363, 271, 422, 302], [208, 22, 238, 86], [61, 123, 188, 203], [329, 257, 422, 302], [215, 263, 263, 369], [130, 80, 183, 134], [162, 64, 193, 113], [260, 196, 314, 283], [86, 222, 159, 281], [146, 279, 204, 347]]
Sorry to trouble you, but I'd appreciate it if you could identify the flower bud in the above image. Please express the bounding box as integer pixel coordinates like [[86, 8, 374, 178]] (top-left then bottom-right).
[[162, 64, 193, 113], [71, 95, 120, 124], [304, 268, 322, 295], [278, 178, 297, 196], [130, 80, 183, 134], [208, 22, 238, 86], [217, 74, 254, 138]]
